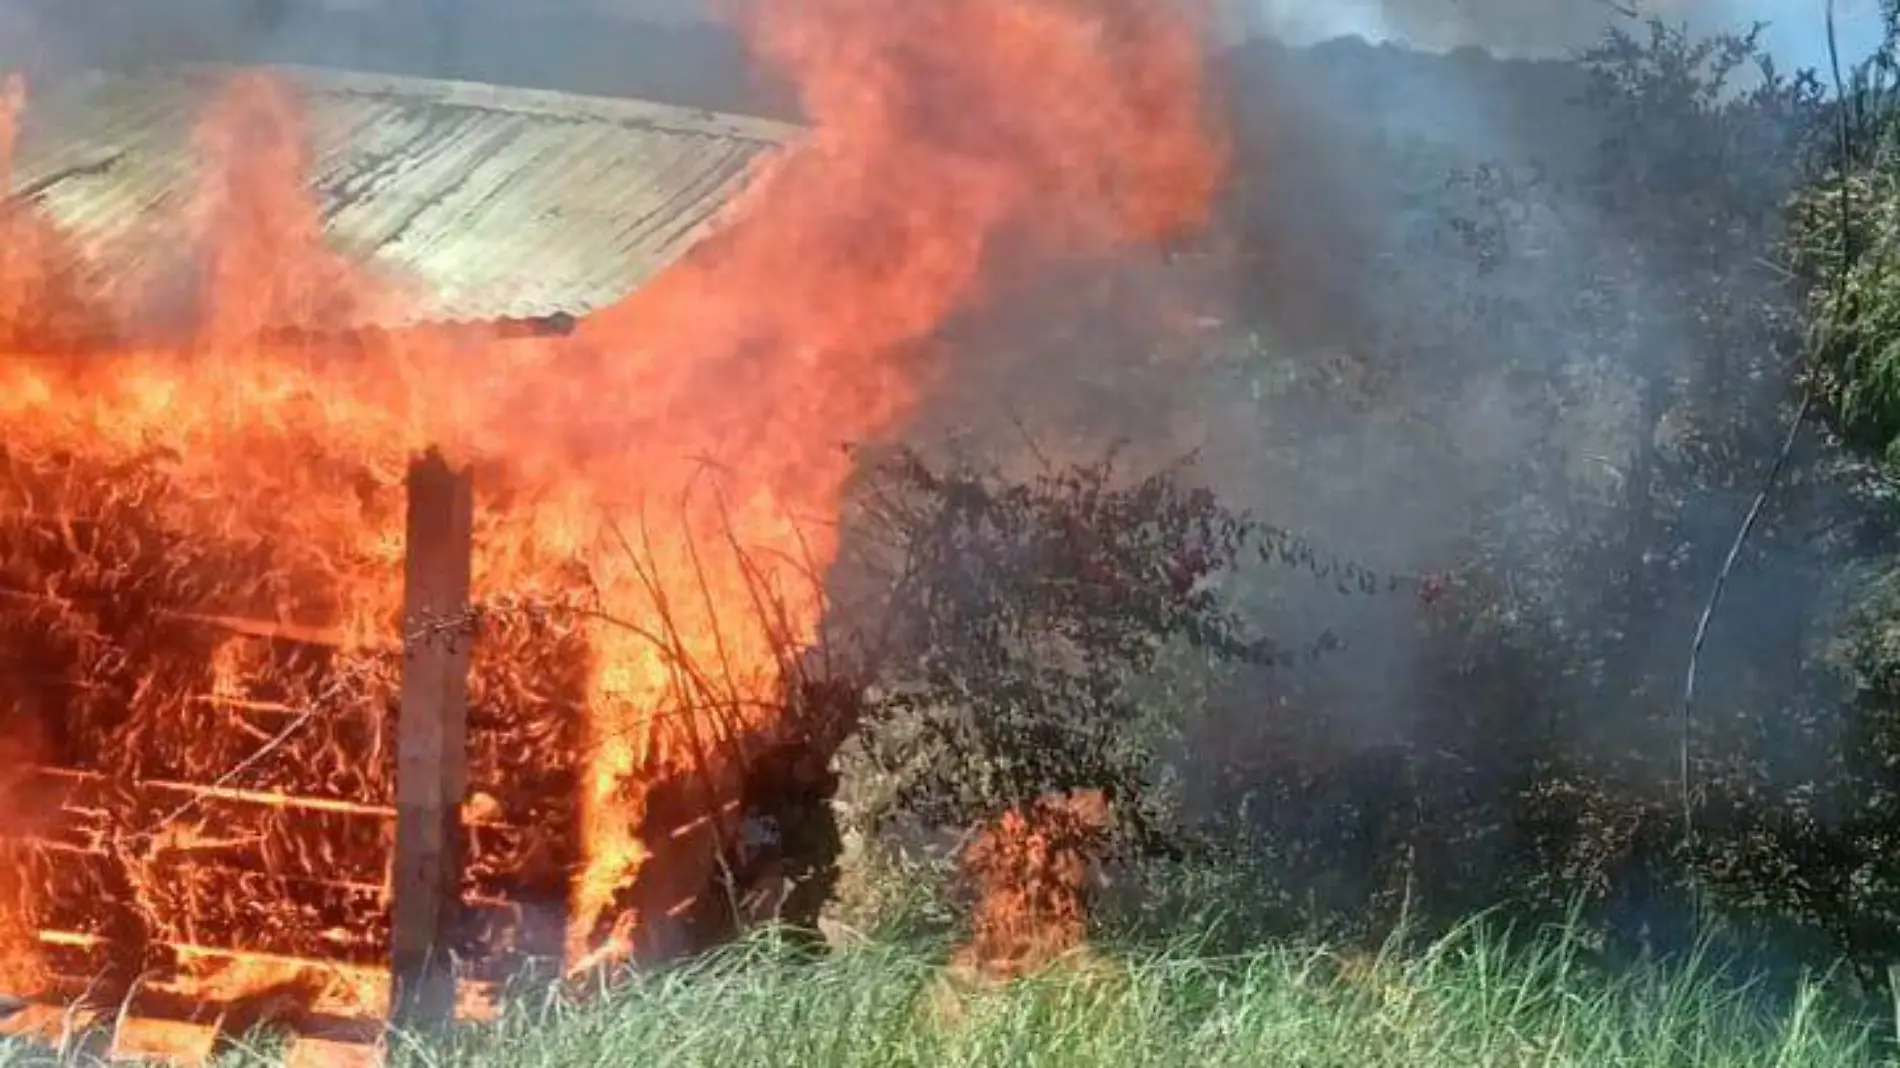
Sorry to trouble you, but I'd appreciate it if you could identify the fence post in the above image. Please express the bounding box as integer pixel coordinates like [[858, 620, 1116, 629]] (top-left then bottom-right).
[[390, 447, 474, 1032]]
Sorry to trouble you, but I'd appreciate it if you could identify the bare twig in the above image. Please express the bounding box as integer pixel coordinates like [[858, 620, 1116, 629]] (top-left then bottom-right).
[[1678, 385, 1812, 842], [589, 483, 841, 938], [1677, 1, 1850, 848]]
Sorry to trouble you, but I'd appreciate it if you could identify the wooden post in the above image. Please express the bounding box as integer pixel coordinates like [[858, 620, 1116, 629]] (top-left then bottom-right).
[[390, 448, 474, 1032]]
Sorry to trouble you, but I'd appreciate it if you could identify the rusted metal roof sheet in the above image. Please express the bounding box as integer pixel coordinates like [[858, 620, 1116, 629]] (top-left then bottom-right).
[[6, 63, 798, 327]]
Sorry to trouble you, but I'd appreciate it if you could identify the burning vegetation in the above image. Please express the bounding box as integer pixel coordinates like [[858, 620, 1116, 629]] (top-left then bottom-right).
[[0, 0, 1226, 1052], [950, 789, 1112, 983]]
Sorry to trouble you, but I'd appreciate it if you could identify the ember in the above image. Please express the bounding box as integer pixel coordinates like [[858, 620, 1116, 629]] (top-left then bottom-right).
[[0, 0, 1223, 1054]]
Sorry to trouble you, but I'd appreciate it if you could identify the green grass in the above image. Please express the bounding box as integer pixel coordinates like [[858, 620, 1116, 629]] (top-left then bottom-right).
[[318, 924, 1900, 1066], [5, 921, 1887, 1067]]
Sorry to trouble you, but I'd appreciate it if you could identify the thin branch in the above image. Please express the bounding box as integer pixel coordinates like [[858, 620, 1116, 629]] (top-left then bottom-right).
[[1678, 2, 1850, 848], [1678, 385, 1813, 841]]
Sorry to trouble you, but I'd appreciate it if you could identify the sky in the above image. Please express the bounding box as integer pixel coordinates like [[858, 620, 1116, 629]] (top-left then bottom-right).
[[1238, 1, 1887, 70], [1734, 0, 1886, 69]]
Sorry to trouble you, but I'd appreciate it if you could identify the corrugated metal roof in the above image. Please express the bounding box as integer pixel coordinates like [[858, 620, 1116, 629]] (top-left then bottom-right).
[[5, 63, 798, 326]]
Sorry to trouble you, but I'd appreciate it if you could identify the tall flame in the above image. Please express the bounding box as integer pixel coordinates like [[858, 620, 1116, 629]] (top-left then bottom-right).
[[0, 0, 1226, 1018], [189, 73, 372, 348]]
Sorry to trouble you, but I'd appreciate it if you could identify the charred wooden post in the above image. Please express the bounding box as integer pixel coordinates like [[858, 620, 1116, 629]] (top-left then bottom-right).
[[390, 448, 475, 1032]]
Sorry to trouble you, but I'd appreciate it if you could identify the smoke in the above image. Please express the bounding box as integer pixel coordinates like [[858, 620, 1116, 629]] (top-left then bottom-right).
[[1058, 2, 1882, 971]]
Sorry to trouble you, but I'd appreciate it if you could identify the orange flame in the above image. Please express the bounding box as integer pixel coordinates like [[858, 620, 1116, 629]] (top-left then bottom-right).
[[0, 0, 1224, 1032], [0, 732, 48, 994], [0, 72, 48, 997], [952, 790, 1112, 981], [559, 0, 1226, 966], [189, 73, 373, 349]]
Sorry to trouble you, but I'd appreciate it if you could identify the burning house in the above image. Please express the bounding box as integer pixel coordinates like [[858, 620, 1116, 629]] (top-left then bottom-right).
[[0, 62, 855, 1060]]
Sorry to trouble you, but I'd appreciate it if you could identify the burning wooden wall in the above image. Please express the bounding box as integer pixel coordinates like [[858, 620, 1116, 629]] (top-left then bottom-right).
[[0, 439, 851, 1048], [0, 445, 590, 1038]]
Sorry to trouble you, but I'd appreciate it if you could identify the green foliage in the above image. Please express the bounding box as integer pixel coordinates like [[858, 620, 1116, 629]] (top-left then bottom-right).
[[1794, 103, 1900, 461], [1783, 12, 1900, 464], [1764, 11, 1900, 984]]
